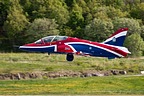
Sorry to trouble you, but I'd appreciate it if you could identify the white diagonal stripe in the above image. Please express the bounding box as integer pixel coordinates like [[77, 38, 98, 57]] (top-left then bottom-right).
[[102, 31, 127, 43], [65, 42, 124, 57]]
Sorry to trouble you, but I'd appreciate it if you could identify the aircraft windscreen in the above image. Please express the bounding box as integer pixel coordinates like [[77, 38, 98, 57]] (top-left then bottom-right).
[[42, 36, 54, 43], [35, 39, 42, 44], [35, 36, 68, 44], [35, 36, 54, 44], [52, 36, 68, 42]]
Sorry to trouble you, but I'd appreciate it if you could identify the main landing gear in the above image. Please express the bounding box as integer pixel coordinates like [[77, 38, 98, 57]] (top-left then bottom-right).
[[66, 53, 74, 61]]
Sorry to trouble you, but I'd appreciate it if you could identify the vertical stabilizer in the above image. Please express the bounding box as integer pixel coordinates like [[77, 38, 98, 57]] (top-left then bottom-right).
[[102, 28, 128, 46]]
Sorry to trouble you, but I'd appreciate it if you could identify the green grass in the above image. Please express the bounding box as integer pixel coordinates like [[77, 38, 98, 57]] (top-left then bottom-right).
[[0, 53, 144, 95], [0, 53, 144, 74], [0, 76, 144, 95]]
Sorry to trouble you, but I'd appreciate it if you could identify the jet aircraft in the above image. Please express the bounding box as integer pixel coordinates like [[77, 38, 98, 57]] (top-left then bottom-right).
[[19, 28, 131, 61]]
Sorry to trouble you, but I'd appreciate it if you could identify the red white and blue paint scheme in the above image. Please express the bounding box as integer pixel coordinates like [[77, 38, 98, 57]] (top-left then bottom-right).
[[19, 28, 131, 61]]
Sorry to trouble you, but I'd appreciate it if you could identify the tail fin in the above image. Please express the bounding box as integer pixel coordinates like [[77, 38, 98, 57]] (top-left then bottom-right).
[[102, 28, 128, 46]]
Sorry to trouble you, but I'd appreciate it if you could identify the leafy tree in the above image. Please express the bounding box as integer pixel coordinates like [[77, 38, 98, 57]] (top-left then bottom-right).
[[60, 26, 74, 36], [84, 18, 113, 41], [93, 6, 128, 21], [0, 0, 9, 51], [86, 0, 98, 13], [74, 0, 90, 15], [26, 18, 59, 42], [68, 11, 84, 30], [130, 3, 144, 24], [99, 0, 125, 9], [65, 0, 75, 7], [123, 0, 142, 10], [83, 0, 99, 22], [19, 0, 41, 21], [0, 0, 9, 27], [3, 0, 29, 47], [140, 25, 144, 40], [43, 0, 69, 25], [113, 18, 141, 35], [20, 0, 70, 26], [124, 33, 144, 57], [65, 1, 85, 38]]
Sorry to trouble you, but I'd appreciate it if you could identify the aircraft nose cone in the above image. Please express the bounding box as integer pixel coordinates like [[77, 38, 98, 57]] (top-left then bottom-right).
[[19, 43, 36, 51], [19, 46, 23, 49], [19, 45, 34, 52], [19, 45, 26, 50]]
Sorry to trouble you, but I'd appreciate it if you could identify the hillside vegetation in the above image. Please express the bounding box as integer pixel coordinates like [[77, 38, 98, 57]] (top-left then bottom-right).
[[0, 0, 144, 57]]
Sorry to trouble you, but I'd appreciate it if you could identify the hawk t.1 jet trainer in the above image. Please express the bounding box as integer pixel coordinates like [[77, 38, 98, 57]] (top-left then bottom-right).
[[19, 28, 131, 61]]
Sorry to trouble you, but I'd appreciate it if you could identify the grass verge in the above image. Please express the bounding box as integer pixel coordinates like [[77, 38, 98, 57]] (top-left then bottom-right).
[[0, 76, 144, 95], [0, 53, 144, 95], [0, 53, 144, 74]]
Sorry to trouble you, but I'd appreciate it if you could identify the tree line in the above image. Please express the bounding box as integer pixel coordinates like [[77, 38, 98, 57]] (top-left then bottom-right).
[[0, 0, 144, 57]]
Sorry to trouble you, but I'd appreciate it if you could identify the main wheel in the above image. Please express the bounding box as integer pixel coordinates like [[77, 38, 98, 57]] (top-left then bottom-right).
[[66, 53, 74, 61]]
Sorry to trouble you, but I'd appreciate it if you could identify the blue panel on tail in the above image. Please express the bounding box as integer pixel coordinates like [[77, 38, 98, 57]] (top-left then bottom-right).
[[104, 36, 126, 46]]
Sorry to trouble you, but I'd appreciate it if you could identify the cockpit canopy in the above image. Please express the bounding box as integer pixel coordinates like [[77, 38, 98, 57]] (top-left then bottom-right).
[[35, 36, 68, 44]]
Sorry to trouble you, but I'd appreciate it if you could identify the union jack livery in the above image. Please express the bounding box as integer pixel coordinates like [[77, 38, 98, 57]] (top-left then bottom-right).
[[19, 28, 131, 61]]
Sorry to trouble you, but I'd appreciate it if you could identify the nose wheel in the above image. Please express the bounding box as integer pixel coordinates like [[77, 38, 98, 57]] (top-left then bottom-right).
[[66, 53, 74, 61]]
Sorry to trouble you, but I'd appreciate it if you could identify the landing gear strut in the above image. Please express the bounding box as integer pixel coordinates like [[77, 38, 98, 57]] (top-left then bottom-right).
[[66, 53, 74, 61]]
